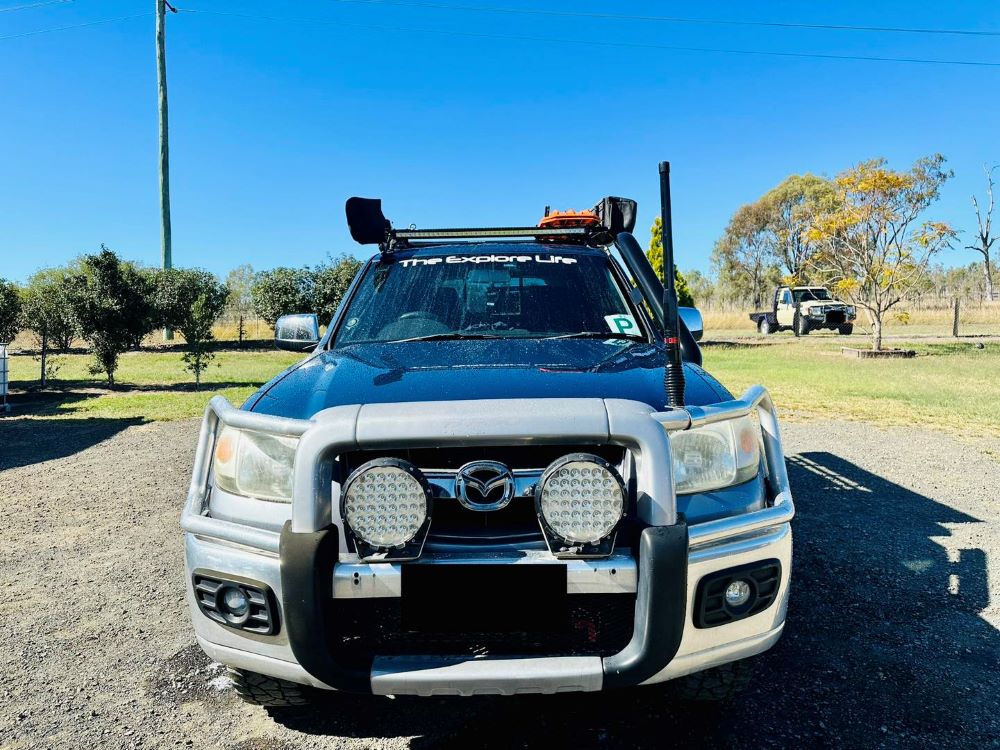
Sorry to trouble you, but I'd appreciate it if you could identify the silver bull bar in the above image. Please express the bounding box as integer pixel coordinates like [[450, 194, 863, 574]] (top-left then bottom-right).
[[181, 385, 793, 552]]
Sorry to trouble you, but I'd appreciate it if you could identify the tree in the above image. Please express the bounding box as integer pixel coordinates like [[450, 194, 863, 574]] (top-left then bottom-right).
[[760, 174, 837, 282], [313, 255, 363, 325], [21, 268, 79, 386], [224, 264, 255, 344], [683, 269, 716, 308], [967, 165, 997, 301], [807, 155, 955, 351], [0, 279, 22, 344], [64, 247, 156, 387], [711, 201, 780, 309], [155, 268, 229, 387], [646, 218, 695, 307], [251, 267, 314, 326]]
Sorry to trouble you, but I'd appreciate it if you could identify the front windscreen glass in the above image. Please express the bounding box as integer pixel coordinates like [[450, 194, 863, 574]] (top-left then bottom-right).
[[793, 288, 832, 302], [334, 250, 645, 344]]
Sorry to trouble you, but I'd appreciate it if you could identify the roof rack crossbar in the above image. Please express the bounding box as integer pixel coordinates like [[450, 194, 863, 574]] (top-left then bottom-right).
[[393, 226, 590, 241]]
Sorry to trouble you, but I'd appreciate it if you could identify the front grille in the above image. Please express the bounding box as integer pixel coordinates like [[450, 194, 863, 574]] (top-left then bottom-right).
[[342, 444, 625, 473], [429, 496, 541, 544], [340, 444, 628, 546], [826, 311, 847, 324], [332, 594, 636, 661]]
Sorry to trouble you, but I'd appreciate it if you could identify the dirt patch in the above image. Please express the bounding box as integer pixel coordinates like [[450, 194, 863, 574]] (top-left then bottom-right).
[[147, 644, 231, 707]]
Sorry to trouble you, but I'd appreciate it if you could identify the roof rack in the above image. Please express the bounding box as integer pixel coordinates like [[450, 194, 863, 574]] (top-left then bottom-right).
[[345, 196, 636, 253]]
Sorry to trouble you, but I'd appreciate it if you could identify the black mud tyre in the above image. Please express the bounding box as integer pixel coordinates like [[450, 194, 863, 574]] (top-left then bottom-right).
[[838, 324, 854, 335], [229, 668, 315, 707], [794, 311, 810, 336], [758, 318, 773, 336], [673, 659, 756, 702]]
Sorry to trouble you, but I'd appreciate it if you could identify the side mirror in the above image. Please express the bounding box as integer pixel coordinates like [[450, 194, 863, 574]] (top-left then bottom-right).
[[679, 307, 704, 342], [275, 314, 321, 352]]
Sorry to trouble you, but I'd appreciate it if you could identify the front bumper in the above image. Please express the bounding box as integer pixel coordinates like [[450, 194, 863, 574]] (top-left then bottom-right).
[[183, 387, 794, 696]]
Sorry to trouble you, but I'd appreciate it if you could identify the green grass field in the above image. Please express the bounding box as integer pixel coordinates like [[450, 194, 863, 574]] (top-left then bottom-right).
[[5, 348, 301, 421], [4, 336, 1000, 437], [703, 337, 1000, 438]]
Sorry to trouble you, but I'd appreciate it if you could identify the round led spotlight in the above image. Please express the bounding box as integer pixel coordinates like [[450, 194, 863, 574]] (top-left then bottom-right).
[[342, 458, 431, 551], [725, 579, 752, 609], [536, 453, 626, 546], [218, 585, 250, 625]]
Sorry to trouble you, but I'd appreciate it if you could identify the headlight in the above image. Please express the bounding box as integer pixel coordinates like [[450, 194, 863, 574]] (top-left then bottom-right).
[[213, 426, 297, 502], [535, 453, 626, 554], [341, 458, 432, 557], [846, 305, 856, 316], [670, 415, 760, 495]]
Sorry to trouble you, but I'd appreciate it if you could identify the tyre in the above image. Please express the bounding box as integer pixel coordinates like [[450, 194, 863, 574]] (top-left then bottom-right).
[[229, 668, 315, 707], [838, 324, 854, 335], [758, 318, 773, 335], [673, 659, 756, 702], [794, 312, 810, 336]]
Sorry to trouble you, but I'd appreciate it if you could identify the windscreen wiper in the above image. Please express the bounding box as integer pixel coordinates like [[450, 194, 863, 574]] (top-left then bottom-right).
[[391, 332, 504, 343], [541, 332, 645, 341]]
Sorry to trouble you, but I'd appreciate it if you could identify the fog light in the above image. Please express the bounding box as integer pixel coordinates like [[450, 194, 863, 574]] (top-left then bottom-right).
[[221, 586, 249, 616], [218, 585, 250, 624], [725, 579, 752, 608], [694, 560, 782, 628], [193, 574, 277, 635]]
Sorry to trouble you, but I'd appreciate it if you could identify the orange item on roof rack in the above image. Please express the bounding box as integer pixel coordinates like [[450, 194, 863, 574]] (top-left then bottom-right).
[[538, 210, 601, 229]]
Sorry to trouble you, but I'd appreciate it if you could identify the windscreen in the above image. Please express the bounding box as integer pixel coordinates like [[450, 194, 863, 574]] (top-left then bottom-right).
[[335, 250, 644, 344], [793, 288, 832, 302]]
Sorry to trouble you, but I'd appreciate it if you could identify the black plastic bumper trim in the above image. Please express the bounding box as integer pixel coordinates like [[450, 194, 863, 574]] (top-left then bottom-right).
[[279, 522, 373, 693], [694, 559, 782, 629], [601, 524, 688, 689]]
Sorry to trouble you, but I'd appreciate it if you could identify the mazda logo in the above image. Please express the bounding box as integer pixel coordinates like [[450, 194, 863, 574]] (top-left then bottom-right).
[[455, 461, 515, 512]]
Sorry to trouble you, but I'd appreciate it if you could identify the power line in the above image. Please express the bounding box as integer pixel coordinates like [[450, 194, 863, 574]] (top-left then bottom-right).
[[0, 12, 150, 40], [178, 9, 1000, 68], [0, 0, 71, 13], [329, 0, 1000, 39]]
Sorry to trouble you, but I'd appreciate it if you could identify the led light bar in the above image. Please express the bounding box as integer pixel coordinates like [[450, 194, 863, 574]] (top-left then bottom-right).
[[394, 226, 591, 241]]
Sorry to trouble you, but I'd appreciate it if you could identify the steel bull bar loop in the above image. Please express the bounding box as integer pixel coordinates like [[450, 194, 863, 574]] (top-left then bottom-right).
[[180, 388, 794, 693]]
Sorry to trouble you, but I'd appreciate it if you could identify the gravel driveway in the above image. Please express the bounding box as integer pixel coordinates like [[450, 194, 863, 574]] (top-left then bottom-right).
[[1, 416, 997, 749]]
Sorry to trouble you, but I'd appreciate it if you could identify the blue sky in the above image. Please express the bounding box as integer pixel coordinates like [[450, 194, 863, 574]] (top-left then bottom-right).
[[2, 1, 1000, 283]]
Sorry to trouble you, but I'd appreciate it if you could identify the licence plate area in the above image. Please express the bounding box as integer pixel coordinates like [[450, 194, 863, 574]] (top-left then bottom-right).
[[401, 564, 567, 633]]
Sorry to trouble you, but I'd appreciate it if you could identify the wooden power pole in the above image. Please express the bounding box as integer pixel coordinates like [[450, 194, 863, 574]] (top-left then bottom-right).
[[156, 0, 175, 340]]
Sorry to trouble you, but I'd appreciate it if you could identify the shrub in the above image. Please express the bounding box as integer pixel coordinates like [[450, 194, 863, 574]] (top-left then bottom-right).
[[64, 247, 156, 387], [21, 268, 79, 385], [155, 268, 229, 386], [0, 279, 22, 344], [251, 267, 313, 326]]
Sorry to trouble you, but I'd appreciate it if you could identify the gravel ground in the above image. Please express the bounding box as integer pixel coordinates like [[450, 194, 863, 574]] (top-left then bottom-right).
[[0, 416, 998, 750]]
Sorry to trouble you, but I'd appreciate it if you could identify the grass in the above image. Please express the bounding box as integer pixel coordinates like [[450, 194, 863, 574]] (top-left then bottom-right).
[[4, 333, 1000, 438], [703, 302, 1000, 339], [5, 348, 301, 421], [704, 336, 1000, 438]]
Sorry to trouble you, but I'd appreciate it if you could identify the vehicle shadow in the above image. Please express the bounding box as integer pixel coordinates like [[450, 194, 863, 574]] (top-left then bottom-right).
[[266, 451, 998, 749], [9, 379, 265, 395], [0, 416, 145, 471]]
